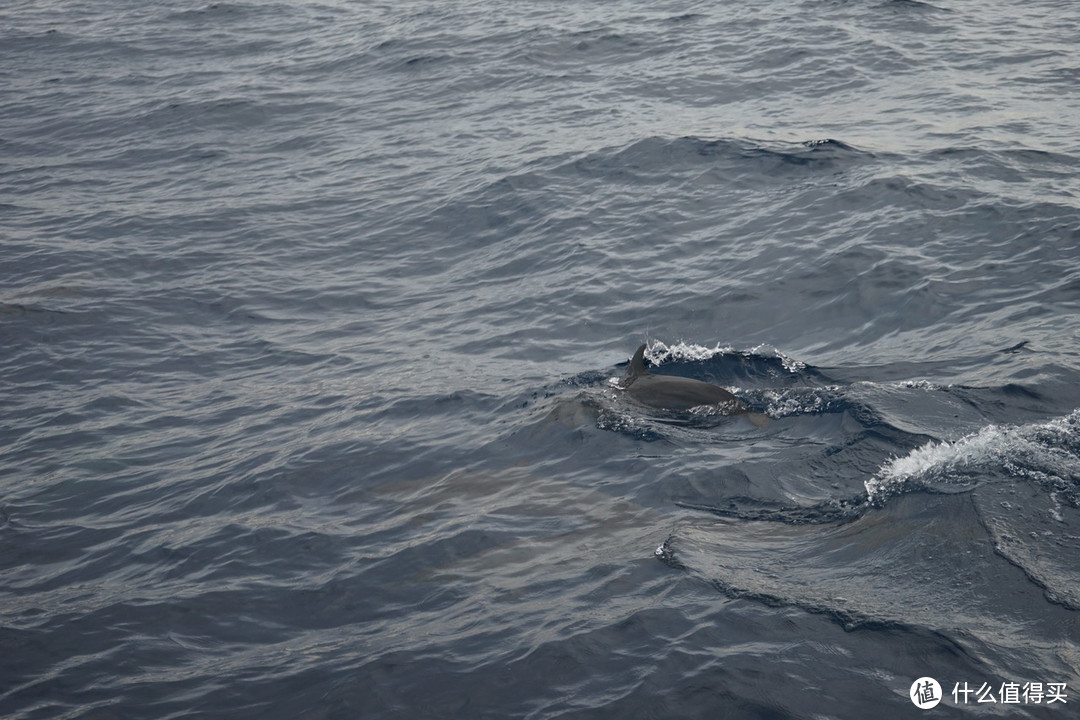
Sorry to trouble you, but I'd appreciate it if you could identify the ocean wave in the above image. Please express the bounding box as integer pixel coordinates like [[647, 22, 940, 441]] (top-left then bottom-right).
[[865, 409, 1080, 505]]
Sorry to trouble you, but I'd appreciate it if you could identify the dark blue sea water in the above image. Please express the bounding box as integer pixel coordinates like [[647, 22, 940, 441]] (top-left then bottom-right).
[[3, 0, 1079, 717]]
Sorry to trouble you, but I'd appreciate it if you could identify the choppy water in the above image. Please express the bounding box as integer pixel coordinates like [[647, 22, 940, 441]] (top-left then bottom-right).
[[3, 0, 1079, 718]]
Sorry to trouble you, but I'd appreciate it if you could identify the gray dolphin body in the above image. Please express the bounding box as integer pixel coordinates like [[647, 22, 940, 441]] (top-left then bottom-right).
[[621, 344, 768, 427]]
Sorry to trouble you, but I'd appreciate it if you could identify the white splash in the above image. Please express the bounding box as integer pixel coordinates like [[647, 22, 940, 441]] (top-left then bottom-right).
[[749, 343, 807, 373], [646, 339, 734, 365], [644, 339, 806, 373], [865, 411, 1080, 505]]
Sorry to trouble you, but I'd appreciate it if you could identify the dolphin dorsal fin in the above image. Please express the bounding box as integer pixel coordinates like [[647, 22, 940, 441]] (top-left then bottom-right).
[[627, 344, 649, 379]]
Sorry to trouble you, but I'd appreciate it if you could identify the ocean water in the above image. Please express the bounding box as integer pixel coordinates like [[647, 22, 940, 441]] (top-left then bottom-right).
[[2, 0, 1079, 717]]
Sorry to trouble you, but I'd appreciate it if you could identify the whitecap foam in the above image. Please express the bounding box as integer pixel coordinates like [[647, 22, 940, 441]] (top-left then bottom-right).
[[748, 343, 807, 373], [865, 410, 1080, 505], [644, 339, 806, 373], [761, 386, 843, 417], [645, 339, 734, 365]]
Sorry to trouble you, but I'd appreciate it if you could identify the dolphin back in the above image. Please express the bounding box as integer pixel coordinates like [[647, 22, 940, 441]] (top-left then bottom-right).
[[620, 343, 769, 427], [627, 373, 741, 411]]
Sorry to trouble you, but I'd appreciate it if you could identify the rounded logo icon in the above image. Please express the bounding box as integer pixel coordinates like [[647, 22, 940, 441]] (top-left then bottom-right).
[[910, 677, 942, 709]]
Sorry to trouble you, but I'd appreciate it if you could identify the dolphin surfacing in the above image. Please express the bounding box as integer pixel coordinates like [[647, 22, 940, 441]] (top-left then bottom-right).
[[621, 344, 768, 428]]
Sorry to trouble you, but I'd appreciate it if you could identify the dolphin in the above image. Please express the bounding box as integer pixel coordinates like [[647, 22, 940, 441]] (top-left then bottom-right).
[[620, 344, 768, 428]]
